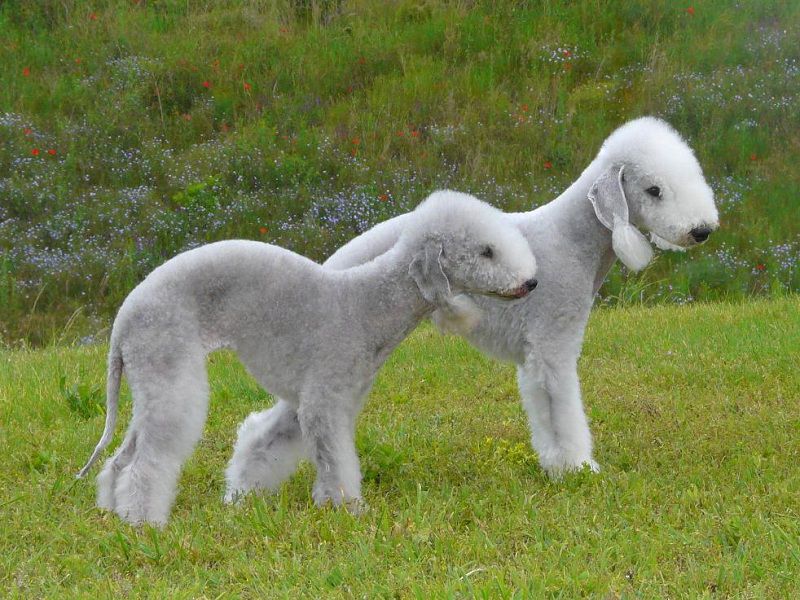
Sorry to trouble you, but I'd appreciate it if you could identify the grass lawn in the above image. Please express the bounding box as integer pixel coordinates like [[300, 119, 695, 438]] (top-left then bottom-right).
[[1, 297, 799, 597]]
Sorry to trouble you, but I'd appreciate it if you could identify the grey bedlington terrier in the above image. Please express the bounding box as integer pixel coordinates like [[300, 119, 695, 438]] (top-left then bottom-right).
[[233, 117, 719, 483], [77, 190, 538, 525]]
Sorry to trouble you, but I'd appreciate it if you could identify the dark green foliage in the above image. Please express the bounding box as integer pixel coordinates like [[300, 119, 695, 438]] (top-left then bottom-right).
[[0, 1, 798, 344]]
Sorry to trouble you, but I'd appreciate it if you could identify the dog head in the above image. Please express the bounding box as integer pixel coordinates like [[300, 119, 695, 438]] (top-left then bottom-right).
[[588, 117, 720, 270], [407, 191, 538, 330]]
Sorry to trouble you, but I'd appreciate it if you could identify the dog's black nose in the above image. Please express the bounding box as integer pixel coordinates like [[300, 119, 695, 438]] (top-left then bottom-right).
[[690, 226, 712, 243], [525, 278, 538, 292]]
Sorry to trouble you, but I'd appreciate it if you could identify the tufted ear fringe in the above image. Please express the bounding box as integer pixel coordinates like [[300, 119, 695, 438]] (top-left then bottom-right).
[[612, 216, 654, 272], [588, 165, 654, 272], [430, 295, 483, 336]]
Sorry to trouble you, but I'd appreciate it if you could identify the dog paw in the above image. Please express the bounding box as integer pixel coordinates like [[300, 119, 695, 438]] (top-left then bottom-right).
[[541, 455, 600, 479], [223, 487, 245, 505], [312, 486, 365, 514]]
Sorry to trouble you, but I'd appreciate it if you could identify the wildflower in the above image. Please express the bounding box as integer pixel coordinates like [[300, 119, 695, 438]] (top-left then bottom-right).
[[74, 58, 82, 64], [378, 194, 389, 202], [396, 130, 405, 137], [47, 149, 56, 156], [543, 161, 553, 169], [22, 67, 30, 77], [182, 113, 192, 121], [351, 137, 360, 146], [521, 103, 529, 112], [31, 148, 40, 156], [243, 81, 252, 91], [202, 80, 211, 89], [89, 12, 98, 20], [756, 263, 766, 271], [259, 226, 268, 235], [23, 128, 32, 136], [749, 153, 757, 161], [410, 130, 420, 138], [562, 50, 571, 57], [686, 6, 695, 16]]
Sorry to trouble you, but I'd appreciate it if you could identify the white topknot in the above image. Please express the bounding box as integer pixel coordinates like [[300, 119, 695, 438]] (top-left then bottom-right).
[[597, 116, 705, 180]]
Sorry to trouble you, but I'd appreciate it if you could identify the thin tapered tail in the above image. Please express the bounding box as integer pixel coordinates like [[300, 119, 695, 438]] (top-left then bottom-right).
[[76, 345, 123, 478]]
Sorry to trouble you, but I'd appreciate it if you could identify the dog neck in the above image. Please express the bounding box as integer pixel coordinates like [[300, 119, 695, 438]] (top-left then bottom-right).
[[536, 158, 619, 296], [336, 242, 436, 363]]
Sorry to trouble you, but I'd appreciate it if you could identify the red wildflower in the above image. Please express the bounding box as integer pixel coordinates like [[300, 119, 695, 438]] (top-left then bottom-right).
[[521, 103, 529, 112], [22, 67, 30, 77], [259, 226, 268, 235], [351, 137, 360, 146], [396, 130, 405, 137], [202, 80, 211, 89], [749, 153, 757, 161], [755, 263, 766, 271], [378, 194, 389, 202], [89, 12, 98, 20], [686, 6, 695, 16], [31, 148, 40, 156], [182, 113, 192, 121], [243, 81, 252, 91], [23, 128, 32, 136], [74, 58, 82, 64], [543, 161, 553, 169], [410, 130, 420, 138], [47, 149, 56, 156], [562, 50, 571, 57]]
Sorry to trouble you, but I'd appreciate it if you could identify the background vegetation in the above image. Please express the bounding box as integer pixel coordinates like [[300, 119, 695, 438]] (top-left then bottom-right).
[[0, 0, 798, 344], [2, 298, 798, 596]]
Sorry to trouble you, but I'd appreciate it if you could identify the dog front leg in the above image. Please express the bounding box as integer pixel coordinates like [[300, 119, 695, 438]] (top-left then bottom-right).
[[297, 393, 364, 512]]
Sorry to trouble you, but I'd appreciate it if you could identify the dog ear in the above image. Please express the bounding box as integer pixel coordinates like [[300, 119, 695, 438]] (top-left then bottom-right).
[[588, 165, 653, 272], [409, 241, 452, 305], [588, 165, 628, 230]]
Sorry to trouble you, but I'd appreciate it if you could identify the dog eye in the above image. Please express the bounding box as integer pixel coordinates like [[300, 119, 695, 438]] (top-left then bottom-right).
[[480, 246, 494, 259], [645, 186, 661, 198]]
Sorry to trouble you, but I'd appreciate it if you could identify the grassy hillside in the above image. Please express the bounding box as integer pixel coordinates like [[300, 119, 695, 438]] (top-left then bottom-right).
[[1, 298, 799, 596], [1, 0, 799, 344]]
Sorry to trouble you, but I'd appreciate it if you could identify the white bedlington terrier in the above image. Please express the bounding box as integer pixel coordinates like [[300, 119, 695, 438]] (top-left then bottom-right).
[[235, 117, 719, 483], [76, 191, 538, 526]]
